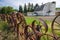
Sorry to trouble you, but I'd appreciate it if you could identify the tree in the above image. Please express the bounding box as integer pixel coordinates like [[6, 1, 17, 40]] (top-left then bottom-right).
[[0, 7, 7, 14], [28, 3, 31, 12], [7, 6, 14, 14], [27, 3, 34, 12], [31, 3, 34, 12], [13, 9, 18, 12], [0, 7, 2, 13], [19, 5, 23, 13], [0, 6, 15, 14], [24, 4, 27, 16]]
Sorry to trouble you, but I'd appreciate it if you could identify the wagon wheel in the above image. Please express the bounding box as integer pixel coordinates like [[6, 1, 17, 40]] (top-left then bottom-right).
[[32, 18, 48, 34], [31, 18, 48, 40], [51, 15, 60, 39], [24, 18, 48, 40]]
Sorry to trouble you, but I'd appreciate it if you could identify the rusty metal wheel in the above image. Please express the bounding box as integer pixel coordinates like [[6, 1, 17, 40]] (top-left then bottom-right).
[[24, 18, 48, 40], [39, 18, 48, 33], [31, 18, 48, 40], [36, 18, 48, 34], [51, 15, 60, 39], [24, 25, 36, 40]]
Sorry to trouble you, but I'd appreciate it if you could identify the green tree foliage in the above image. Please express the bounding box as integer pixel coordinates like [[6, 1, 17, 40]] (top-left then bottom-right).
[[28, 3, 31, 12], [19, 5, 23, 13], [56, 8, 60, 10], [13, 9, 18, 12], [27, 3, 34, 12], [24, 4, 27, 15], [6, 6, 14, 13], [0, 6, 15, 14], [31, 3, 34, 12], [0, 7, 7, 14]]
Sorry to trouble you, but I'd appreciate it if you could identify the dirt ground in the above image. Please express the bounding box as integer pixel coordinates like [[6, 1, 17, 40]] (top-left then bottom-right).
[[35, 16, 59, 23], [37, 16, 56, 21]]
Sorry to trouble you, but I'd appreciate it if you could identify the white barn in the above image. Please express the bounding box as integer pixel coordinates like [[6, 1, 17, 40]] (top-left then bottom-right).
[[27, 1, 56, 16]]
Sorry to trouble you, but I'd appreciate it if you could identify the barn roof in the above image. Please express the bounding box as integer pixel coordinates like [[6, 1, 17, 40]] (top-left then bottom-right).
[[34, 4, 45, 11]]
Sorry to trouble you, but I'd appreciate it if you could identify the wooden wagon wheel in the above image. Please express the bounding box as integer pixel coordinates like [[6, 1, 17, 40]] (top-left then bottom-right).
[[51, 15, 60, 39]]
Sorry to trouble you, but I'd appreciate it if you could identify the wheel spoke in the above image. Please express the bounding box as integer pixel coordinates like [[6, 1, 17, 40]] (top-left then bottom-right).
[[55, 21, 60, 25]]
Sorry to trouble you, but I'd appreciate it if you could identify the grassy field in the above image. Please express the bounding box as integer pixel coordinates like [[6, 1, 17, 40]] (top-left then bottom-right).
[[25, 17, 60, 40], [0, 16, 60, 40], [25, 17, 54, 40], [25, 17, 52, 34]]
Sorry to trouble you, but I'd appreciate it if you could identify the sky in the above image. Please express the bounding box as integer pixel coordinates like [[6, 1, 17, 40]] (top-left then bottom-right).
[[0, 0, 60, 9]]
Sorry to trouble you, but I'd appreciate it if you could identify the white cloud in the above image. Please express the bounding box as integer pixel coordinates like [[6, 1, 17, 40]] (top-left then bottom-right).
[[18, 0, 60, 7], [0, 0, 19, 9], [0, 0, 60, 9]]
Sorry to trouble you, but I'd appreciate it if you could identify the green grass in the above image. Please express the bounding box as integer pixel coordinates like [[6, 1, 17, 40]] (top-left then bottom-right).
[[25, 17, 53, 40], [25, 17, 55, 40], [25, 17, 35, 24], [0, 20, 8, 30], [0, 17, 60, 40], [25, 17, 60, 40], [25, 17, 52, 33]]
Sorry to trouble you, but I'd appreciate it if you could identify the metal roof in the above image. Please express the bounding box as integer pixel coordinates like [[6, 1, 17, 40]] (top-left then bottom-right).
[[34, 4, 45, 11]]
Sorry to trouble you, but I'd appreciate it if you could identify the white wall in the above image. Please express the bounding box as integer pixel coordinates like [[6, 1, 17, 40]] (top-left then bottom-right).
[[27, 12, 33, 16], [34, 11, 43, 15], [27, 2, 56, 16], [43, 2, 56, 16]]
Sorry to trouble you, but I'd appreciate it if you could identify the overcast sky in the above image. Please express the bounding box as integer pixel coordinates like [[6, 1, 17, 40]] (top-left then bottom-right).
[[0, 0, 60, 9]]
